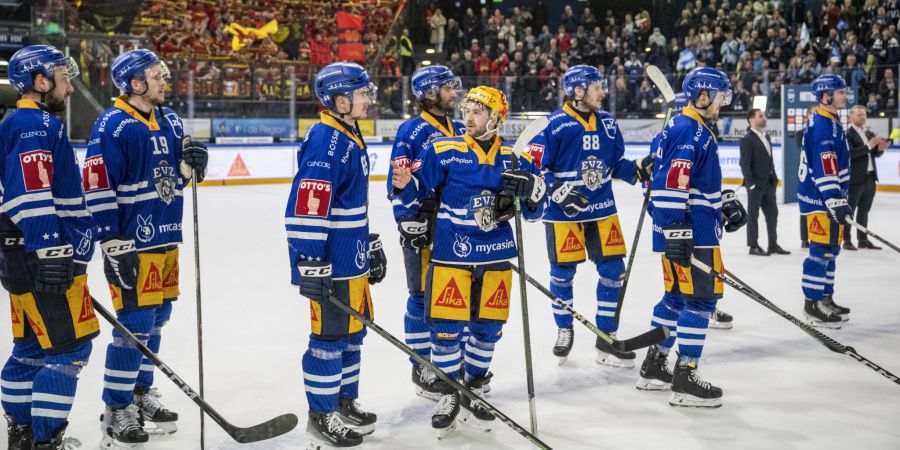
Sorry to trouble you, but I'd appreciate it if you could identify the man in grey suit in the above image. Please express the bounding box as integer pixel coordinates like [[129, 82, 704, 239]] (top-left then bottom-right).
[[843, 105, 888, 250], [740, 108, 790, 255]]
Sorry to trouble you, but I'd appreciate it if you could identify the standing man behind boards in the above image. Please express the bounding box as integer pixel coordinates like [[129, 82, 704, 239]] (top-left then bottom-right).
[[740, 108, 789, 256], [843, 105, 887, 250]]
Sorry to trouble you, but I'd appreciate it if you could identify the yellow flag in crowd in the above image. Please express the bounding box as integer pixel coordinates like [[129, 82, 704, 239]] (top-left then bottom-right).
[[224, 19, 279, 51]]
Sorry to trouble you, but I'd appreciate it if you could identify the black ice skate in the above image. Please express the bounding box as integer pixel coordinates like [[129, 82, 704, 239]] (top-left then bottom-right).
[[412, 364, 442, 402], [33, 421, 82, 450], [133, 387, 178, 435], [669, 358, 723, 408], [804, 299, 842, 329], [306, 411, 363, 449], [460, 374, 494, 431], [337, 397, 376, 436], [822, 294, 850, 321], [708, 308, 733, 329], [553, 327, 574, 365], [431, 380, 461, 439], [636, 345, 673, 391], [6, 414, 33, 450], [100, 404, 149, 449], [595, 334, 636, 368]]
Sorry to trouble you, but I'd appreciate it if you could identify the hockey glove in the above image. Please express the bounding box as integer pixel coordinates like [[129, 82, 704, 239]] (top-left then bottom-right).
[[494, 191, 517, 222], [398, 216, 429, 250], [662, 224, 693, 267], [368, 233, 387, 284], [501, 169, 547, 209], [549, 182, 590, 216], [635, 154, 655, 183], [721, 189, 748, 233], [100, 238, 140, 289], [297, 261, 333, 301], [180, 137, 209, 182], [825, 198, 853, 224], [28, 245, 75, 295]]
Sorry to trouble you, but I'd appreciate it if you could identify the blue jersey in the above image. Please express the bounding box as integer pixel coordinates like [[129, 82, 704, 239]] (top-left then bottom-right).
[[83, 97, 186, 250], [527, 104, 637, 222], [387, 112, 465, 220], [0, 100, 96, 263], [412, 134, 541, 265], [650, 109, 723, 250], [797, 108, 850, 214], [285, 112, 371, 283]]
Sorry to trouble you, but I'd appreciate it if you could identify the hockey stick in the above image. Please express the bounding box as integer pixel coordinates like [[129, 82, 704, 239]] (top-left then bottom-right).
[[689, 257, 900, 388], [613, 65, 676, 326], [91, 297, 300, 442], [508, 116, 550, 436], [323, 295, 553, 449], [190, 157, 207, 449], [846, 218, 900, 253], [510, 263, 669, 352]]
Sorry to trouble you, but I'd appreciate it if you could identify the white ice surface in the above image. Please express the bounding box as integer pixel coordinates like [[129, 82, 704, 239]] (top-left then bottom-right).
[[2, 182, 900, 450]]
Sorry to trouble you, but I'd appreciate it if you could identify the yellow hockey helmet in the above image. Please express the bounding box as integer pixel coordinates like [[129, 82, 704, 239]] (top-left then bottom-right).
[[459, 86, 508, 126]]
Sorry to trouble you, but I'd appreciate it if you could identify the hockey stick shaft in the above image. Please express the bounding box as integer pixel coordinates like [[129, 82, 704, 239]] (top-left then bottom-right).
[[509, 263, 669, 352], [846, 218, 900, 253], [91, 297, 300, 442], [191, 167, 207, 449], [323, 294, 553, 449], [690, 257, 900, 387]]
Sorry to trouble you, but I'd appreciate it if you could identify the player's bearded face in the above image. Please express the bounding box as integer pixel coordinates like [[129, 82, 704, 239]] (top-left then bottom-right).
[[831, 88, 848, 109], [463, 103, 490, 137], [438, 84, 459, 113], [44, 67, 74, 113]]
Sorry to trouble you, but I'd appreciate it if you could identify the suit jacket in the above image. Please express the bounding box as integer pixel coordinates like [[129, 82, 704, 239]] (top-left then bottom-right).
[[739, 128, 778, 189], [846, 126, 883, 184]]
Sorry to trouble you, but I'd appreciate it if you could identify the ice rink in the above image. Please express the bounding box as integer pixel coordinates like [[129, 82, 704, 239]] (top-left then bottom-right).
[[2, 181, 900, 450]]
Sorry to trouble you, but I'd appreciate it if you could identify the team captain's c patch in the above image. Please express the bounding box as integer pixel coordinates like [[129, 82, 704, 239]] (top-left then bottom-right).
[[294, 179, 332, 217]]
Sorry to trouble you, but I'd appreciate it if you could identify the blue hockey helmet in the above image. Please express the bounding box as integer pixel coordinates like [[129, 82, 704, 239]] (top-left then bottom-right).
[[111, 49, 170, 94], [7, 45, 79, 94], [682, 66, 732, 105], [673, 92, 689, 110], [562, 64, 607, 97], [811, 74, 847, 100], [314, 62, 377, 109], [411, 65, 462, 100]]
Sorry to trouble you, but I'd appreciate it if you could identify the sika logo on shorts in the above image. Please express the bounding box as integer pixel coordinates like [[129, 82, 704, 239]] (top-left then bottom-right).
[[294, 179, 332, 217], [83, 155, 109, 191], [19, 150, 53, 192], [666, 159, 691, 191], [820, 152, 838, 176]]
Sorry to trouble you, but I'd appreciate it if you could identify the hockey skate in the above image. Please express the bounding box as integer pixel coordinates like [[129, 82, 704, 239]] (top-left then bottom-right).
[[100, 404, 149, 449], [6, 414, 33, 450], [431, 380, 461, 439], [708, 309, 733, 329], [553, 327, 574, 365], [636, 345, 673, 391], [595, 334, 636, 368], [33, 421, 82, 450], [669, 358, 723, 408], [804, 299, 842, 329], [412, 364, 442, 401], [133, 387, 178, 435], [337, 397, 376, 436], [306, 411, 363, 449], [822, 295, 850, 322], [460, 374, 494, 431]]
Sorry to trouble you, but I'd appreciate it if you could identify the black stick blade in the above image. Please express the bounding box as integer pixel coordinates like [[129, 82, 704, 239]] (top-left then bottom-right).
[[226, 413, 300, 444], [615, 326, 669, 352]]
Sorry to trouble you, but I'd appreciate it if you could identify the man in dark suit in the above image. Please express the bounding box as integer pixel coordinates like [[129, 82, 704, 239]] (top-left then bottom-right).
[[844, 105, 888, 250], [740, 108, 790, 255]]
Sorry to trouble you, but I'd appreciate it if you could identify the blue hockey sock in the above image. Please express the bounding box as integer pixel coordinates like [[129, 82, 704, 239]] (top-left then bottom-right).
[[404, 295, 430, 364], [1, 340, 44, 426], [595, 259, 625, 332], [31, 342, 91, 442], [102, 309, 154, 408], [549, 264, 577, 328], [303, 338, 344, 414], [340, 333, 364, 399], [676, 300, 717, 364]]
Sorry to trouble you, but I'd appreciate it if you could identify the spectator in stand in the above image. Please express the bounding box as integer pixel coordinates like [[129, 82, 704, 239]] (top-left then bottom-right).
[[430, 9, 447, 53], [561, 5, 578, 34], [581, 7, 598, 31], [461, 49, 475, 77], [462, 8, 479, 47], [648, 27, 666, 49], [878, 68, 897, 111], [445, 18, 462, 57], [556, 25, 572, 52], [399, 28, 414, 75], [634, 79, 655, 115]]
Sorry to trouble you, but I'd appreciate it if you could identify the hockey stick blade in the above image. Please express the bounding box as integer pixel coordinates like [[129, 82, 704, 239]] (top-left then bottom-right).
[[614, 326, 670, 352], [646, 65, 676, 104], [91, 297, 300, 443], [510, 117, 550, 157]]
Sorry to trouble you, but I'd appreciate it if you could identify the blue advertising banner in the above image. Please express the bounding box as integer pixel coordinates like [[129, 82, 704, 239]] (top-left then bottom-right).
[[211, 118, 293, 139], [0, 24, 29, 51]]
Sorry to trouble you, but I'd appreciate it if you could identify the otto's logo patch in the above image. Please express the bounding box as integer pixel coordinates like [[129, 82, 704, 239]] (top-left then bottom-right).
[[83, 155, 109, 191], [19, 150, 53, 192], [666, 159, 691, 191], [411, 159, 424, 172], [527, 144, 545, 168], [294, 179, 332, 217], [820, 152, 838, 176], [393, 156, 410, 169]]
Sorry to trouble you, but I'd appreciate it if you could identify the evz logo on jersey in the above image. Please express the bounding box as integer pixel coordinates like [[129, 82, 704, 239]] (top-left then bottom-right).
[[470, 191, 498, 232], [83, 155, 109, 191], [820, 152, 838, 176], [19, 150, 53, 192], [666, 159, 691, 191], [580, 156, 606, 191], [153, 161, 177, 205], [527, 144, 545, 168], [601, 118, 617, 139], [294, 179, 332, 217]]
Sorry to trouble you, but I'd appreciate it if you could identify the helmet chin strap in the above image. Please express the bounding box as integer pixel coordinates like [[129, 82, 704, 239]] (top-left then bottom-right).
[[475, 114, 499, 140]]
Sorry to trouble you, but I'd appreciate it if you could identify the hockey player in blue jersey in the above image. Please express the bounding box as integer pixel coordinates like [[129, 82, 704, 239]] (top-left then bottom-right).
[[82, 49, 208, 448], [387, 66, 465, 401], [408, 86, 545, 437], [797, 74, 852, 328], [0, 45, 100, 450], [524, 65, 654, 366], [285, 62, 386, 449], [636, 67, 746, 408]]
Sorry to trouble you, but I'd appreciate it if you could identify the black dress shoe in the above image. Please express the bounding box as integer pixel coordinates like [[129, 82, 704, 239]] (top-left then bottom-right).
[[858, 240, 882, 250], [843, 241, 857, 250], [749, 246, 769, 256], [768, 245, 791, 255], [801, 240, 809, 249]]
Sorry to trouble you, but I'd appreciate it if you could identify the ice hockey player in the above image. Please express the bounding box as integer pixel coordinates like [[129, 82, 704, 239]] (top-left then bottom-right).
[[524, 65, 654, 366], [408, 86, 544, 437], [285, 62, 385, 449], [82, 49, 208, 448], [797, 74, 852, 328], [387, 65, 465, 401], [637, 66, 746, 408], [0, 44, 100, 450]]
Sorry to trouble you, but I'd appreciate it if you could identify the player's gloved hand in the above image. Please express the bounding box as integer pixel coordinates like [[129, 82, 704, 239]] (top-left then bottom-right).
[[501, 169, 547, 208], [825, 198, 853, 224], [549, 182, 589, 216], [100, 237, 139, 289], [634, 154, 655, 183], [398, 216, 429, 250], [297, 260, 333, 301], [28, 245, 75, 295], [494, 191, 517, 222], [368, 233, 387, 284], [180, 136, 209, 182], [721, 189, 748, 232], [662, 224, 693, 267]]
